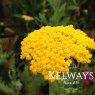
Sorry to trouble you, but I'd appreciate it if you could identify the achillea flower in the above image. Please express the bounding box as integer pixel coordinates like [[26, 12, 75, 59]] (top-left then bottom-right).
[[22, 15, 34, 21], [20, 25, 95, 81]]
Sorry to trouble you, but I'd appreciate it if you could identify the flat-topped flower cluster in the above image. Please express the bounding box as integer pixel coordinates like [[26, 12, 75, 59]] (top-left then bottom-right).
[[20, 25, 95, 81]]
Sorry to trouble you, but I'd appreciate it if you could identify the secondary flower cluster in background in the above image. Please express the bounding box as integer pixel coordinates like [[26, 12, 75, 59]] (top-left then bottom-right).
[[20, 25, 95, 81]]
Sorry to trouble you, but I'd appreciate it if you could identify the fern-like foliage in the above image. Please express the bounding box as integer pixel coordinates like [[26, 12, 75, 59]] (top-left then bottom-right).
[[0, 50, 22, 95], [19, 65, 47, 95], [0, 79, 14, 95]]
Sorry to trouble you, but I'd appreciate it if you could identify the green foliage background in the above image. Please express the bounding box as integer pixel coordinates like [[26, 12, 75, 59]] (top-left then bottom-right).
[[0, 0, 95, 95]]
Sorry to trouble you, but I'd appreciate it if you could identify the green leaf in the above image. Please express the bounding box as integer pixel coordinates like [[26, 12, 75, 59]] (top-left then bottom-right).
[[47, 0, 61, 11], [20, 65, 46, 95], [72, 0, 77, 5], [9, 56, 16, 80], [39, 13, 48, 25], [61, 17, 70, 25], [86, 83, 95, 95], [59, 3, 66, 14], [68, 5, 79, 10]]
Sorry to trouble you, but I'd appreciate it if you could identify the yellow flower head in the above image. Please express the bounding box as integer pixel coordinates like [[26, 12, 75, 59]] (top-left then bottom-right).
[[21, 25, 95, 81], [22, 15, 34, 21]]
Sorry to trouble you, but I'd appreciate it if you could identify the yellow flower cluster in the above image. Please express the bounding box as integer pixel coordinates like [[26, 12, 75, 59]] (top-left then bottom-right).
[[20, 25, 95, 81]]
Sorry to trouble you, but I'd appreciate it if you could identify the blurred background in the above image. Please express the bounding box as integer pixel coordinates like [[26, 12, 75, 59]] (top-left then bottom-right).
[[0, 0, 95, 95]]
